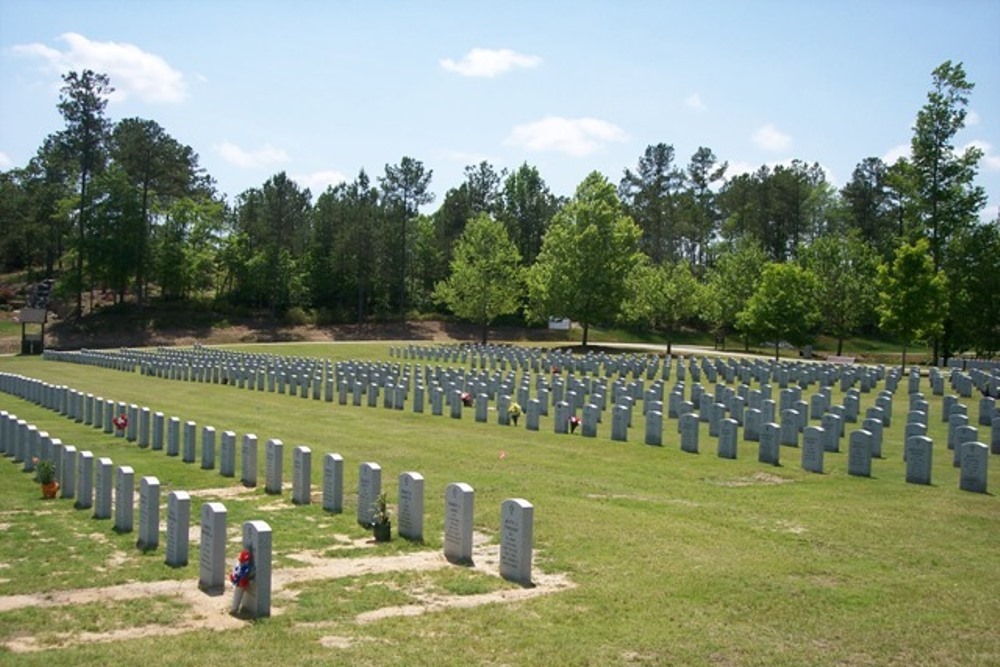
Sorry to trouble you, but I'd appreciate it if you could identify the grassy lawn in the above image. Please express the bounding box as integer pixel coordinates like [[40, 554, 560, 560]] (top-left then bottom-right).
[[0, 343, 997, 666]]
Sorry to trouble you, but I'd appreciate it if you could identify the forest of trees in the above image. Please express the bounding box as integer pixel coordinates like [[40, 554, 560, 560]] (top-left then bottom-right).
[[0, 61, 997, 358]]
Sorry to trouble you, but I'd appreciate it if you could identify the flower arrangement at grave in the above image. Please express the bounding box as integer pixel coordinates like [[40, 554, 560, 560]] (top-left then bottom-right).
[[508, 402, 522, 426], [33, 458, 58, 498], [112, 413, 128, 433], [371, 492, 391, 542], [230, 548, 254, 615], [569, 415, 581, 434]]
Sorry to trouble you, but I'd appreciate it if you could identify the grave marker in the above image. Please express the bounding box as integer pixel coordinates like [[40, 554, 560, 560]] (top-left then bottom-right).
[[848, 430, 872, 477], [75, 451, 93, 510], [905, 436, 933, 485], [398, 471, 425, 541], [959, 442, 988, 493], [444, 482, 474, 564], [198, 502, 227, 593], [265, 439, 283, 495], [115, 466, 135, 533], [94, 457, 113, 519], [802, 426, 824, 474], [323, 453, 344, 513], [137, 476, 160, 551], [242, 434, 258, 487], [239, 520, 272, 618], [166, 491, 190, 567], [759, 422, 781, 465], [292, 446, 312, 505], [499, 498, 534, 586], [357, 462, 382, 527]]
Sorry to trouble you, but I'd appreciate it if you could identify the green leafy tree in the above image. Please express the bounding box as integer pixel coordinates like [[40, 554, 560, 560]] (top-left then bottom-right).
[[618, 143, 685, 265], [700, 238, 768, 350], [526, 172, 643, 347], [621, 259, 699, 354], [433, 213, 522, 344], [110, 117, 210, 305], [944, 222, 1000, 358], [906, 61, 987, 361], [877, 238, 948, 370], [154, 197, 222, 300], [496, 162, 560, 266], [841, 157, 897, 261], [800, 232, 879, 355], [57, 69, 114, 318], [738, 262, 821, 360], [380, 157, 434, 319], [683, 146, 727, 266]]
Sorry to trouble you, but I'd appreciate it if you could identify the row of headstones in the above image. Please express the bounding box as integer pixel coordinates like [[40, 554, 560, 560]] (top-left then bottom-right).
[[0, 408, 171, 546], [940, 396, 1000, 465], [43, 347, 336, 396], [388, 341, 894, 391], [925, 364, 999, 399], [45, 342, 902, 400], [0, 371, 296, 487], [942, 357, 1000, 372]]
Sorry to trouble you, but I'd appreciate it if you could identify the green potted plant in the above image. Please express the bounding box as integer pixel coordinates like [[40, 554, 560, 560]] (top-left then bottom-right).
[[371, 492, 391, 542], [33, 458, 58, 498]]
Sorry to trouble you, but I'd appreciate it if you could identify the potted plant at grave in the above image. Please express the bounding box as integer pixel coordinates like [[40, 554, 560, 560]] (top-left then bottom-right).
[[33, 458, 58, 498], [371, 492, 391, 542]]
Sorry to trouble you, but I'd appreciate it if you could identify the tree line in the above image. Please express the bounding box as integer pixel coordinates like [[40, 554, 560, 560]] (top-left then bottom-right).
[[0, 61, 996, 359]]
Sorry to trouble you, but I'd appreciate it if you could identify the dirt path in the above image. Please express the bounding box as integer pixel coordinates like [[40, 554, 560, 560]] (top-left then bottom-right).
[[0, 532, 574, 653]]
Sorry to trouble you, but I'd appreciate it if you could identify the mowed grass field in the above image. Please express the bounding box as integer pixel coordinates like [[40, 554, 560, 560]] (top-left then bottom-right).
[[0, 343, 997, 666]]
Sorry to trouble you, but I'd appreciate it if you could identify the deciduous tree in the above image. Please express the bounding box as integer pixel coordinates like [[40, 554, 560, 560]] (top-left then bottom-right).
[[526, 172, 643, 346], [434, 213, 522, 343]]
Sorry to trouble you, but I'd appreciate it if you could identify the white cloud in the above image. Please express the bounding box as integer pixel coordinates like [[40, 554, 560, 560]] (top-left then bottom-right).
[[966, 109, 981, 126], [882, 143, 910, 164], [505, 116, 627, 157], [13, 32, 186, 103], [0, 152, 12, 169], [752, 123, 792, 152], [292, 170, 348, 193], [962, 140, 1000, 172], [683, 93, 706, 110], [216, 142, 290, 169], [440, 48, 542, 77], [725, 160, 758, 179]]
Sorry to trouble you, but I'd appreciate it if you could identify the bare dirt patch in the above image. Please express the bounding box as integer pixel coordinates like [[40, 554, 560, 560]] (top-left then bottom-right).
[[705, 471, 793, 487], [0, 532, 574, 654]]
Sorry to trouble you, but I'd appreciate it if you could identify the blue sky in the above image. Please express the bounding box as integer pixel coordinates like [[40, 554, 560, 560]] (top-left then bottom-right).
[[1, 0, 998, 219]]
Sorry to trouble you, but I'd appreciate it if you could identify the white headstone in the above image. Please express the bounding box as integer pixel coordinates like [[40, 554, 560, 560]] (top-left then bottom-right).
[[444, 482, 474, 564], [959, 442, 989, 494], [239, 520, 272, 618], [166, 490, 190, 567], [398, 471, 425, 541], [137, 476, 160, 551], [905, 436, 933, 485], [499, 498, 534, 586], [198, 502, 227, 593], [292, 446, 312, 505], [322, 453, 343, 513], [357, 462, 382, 527], [114, 466, 135, 533], [242, 434, 258, 487], [265, 438, 283, 494]]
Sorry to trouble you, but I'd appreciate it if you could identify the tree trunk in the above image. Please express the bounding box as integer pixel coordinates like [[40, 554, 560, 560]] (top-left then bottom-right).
[[582, 322, 589, 347], [480, 320, 488, 345], [774, 340, 780, 361], [901, 343, 908, 374], [836, 336, 844, 357]]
